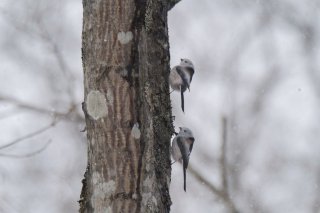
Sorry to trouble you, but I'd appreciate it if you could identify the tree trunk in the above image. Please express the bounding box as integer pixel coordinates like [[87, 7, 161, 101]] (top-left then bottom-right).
[[79, 0, 178, 212]]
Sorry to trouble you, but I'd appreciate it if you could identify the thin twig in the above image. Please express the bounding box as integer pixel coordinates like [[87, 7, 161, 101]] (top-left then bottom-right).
[[188, 164, 224, 197], [220, 116, 228, 190], [0, 95, 66, 117], [0, 121, 56, 150], [0, 107, 21, 120], [37, 21, 75, 103], [0, 95, 84, 122], [188, 116, 239, 213], [219, 116, 239, 213], [0, 140, 52, 158], [188, 164, 239, 213], [0, 7, 76, 103]]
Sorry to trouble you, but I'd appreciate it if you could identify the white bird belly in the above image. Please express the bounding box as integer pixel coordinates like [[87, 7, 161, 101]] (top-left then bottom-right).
[[171, 139, 182, 162], [169, 69, 183, 91]]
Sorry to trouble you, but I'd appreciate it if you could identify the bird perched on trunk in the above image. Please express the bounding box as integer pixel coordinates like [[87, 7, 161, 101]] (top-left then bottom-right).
[[169, 58, 195, 112], [171, 127, 195, 191]]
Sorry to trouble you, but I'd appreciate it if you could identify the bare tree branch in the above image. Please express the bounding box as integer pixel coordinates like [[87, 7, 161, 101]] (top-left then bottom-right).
[[188, 164, 239, 213], [36, 22, 76, 103], [0, 95, 64, 116], [225, 6, 282, 212], [188, 116, 239, 213], [167, 0, 181, 10], [0, 6, 77, 103], [0, 107, 21, 120], [220, 116, 228, 191], [0, 95, 84, 123], [218, 116, 239, 213], [188, 164, 224, 197], [0, 121, 56, 150], [312, 168, 320, 213], [0, 140, 52, 158]]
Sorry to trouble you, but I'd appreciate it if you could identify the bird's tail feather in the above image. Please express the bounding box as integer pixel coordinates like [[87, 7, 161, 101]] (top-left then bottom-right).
[[183, 161, 187, 192], [181, 90, 184, 113]]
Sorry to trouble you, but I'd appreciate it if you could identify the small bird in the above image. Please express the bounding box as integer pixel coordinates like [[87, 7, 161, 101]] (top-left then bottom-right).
[[169, 59, 195, 112], [171, 127, 195, 192]]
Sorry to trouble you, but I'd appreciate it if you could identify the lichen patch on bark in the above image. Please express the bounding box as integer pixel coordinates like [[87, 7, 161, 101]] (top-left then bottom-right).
[[119, 68, 128, 77], [131, 123, 141, 139], [117, 31, 133, 44], [91, 172, 116, 196], [106, 89, 114, 106], [86, 90, 108, 120], [105, 207, 112, 213], [143, 175, 153, 188], [91, 180, 116, 210], [142, 192, 158, 210]]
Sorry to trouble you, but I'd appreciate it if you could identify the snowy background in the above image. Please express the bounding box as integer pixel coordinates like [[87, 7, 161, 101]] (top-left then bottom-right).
[[1, 0, 320, 212]]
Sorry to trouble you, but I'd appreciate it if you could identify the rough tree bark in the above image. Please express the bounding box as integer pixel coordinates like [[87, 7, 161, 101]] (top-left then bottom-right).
[[79, 0, 180, 212]]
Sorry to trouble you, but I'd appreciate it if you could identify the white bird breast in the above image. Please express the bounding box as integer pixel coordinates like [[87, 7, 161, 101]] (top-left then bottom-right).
[[169, 68, 183, 91]]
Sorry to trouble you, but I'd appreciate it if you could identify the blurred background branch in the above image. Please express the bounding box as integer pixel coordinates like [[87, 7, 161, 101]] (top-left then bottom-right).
[[0, 95, 84, 122], [189, 116, 239, 213], [0, 140, 52, 158], [0, 121, 56, 150]]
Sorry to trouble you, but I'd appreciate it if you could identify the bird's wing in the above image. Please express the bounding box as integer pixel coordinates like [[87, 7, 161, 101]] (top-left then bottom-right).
[[177, 66, 187, 112], [171, 137, 179, 161], [188, 137, 195, 155], [180, 87, 184, 112], [185, 67, 194, 83], [177, 137, 189, 191]]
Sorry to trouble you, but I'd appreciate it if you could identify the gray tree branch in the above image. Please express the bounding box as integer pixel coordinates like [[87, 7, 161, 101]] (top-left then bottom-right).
[[0, 140, 52, 158], [188, 116, 239, 213], [167, 0, 181, 10], [0, 121, 56, 150], [0, 95, 84, 123]]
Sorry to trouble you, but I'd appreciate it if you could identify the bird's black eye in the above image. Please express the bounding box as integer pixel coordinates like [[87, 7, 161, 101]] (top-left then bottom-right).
[[184, 130, 187, 132]]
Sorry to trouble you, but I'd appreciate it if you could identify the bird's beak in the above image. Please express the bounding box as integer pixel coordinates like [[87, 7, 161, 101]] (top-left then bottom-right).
[[179, 127, 182, 131], [189, 137, 195, 142]]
